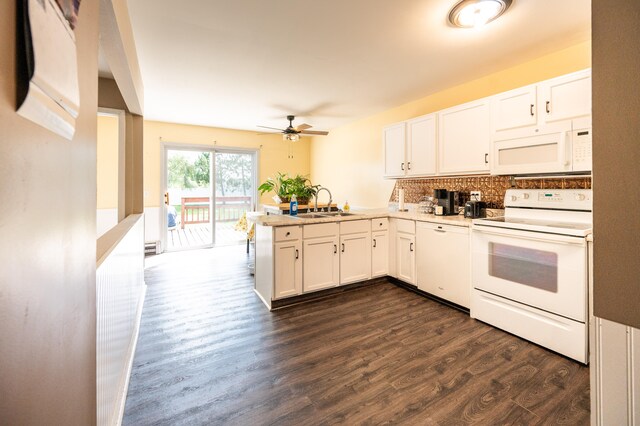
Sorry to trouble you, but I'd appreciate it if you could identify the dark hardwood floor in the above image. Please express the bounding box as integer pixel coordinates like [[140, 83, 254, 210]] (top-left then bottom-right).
[[123, 245, 590, 425]]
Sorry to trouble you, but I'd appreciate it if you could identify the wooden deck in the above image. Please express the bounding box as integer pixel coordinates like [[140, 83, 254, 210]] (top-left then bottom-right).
[[166, 222, 245, 251]]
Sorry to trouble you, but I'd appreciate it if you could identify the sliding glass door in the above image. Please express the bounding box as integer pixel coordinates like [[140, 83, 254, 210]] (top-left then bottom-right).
[[213, 150, 257, 246], [163, 146, 257, 251]]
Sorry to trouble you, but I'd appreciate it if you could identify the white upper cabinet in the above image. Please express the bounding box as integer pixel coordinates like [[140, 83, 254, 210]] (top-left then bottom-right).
[[491, 69, 592, 141], [382, 69, 591, 179], [438, 99, 491, 175], [539, 69, 592, 124], [383, 123, 406, 178], [491, 84, 538, 137], [383, 114, 437, 178], [406, 114, 437, 176]]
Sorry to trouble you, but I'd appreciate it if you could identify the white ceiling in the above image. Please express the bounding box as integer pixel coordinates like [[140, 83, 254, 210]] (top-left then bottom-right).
[[126, 0, 590, 133]]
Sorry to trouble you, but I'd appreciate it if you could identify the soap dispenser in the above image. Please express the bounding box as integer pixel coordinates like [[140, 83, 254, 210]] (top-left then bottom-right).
[[289, 194, 298, 216]]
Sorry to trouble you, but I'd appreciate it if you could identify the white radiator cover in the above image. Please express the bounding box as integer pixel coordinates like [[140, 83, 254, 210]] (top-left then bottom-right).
[[96, 215, 146, 426]]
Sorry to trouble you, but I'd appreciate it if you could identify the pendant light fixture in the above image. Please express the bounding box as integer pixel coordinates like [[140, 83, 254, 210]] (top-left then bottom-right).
[[448, 0, 513, 28]]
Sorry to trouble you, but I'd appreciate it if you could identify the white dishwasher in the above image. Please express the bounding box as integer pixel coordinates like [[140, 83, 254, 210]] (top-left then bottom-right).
[[416, 221, 470, 308]]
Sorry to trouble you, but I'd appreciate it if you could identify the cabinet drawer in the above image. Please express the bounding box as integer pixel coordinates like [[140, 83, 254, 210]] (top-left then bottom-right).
[[371, 218, 389, 231], [274, 226, 301, 242], [340, 220, 370, 235], [396, 219, 415, 234], [303, 223, 339, 239]]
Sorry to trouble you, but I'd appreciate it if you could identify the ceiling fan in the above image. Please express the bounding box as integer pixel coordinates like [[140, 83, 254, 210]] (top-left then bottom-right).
[[257, 115, 329, 142]]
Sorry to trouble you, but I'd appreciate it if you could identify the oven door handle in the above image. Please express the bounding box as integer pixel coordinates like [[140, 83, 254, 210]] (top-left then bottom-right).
[[472, 226, 586, 246]]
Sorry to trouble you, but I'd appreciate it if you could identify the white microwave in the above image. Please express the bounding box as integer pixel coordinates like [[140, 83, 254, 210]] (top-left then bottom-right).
[[491, 125, 592, 175]]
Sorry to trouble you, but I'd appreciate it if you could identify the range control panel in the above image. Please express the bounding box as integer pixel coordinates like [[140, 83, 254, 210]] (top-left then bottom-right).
[[505, 189, 592, 211]]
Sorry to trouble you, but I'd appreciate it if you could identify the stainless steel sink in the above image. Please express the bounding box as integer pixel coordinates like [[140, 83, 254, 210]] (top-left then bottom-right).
[[293, 211, 356, 219], [294, 213, 328, 219], [318, 212, 356, 217]]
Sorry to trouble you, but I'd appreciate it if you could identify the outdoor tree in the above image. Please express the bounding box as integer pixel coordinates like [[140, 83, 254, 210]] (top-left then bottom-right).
[[215, 153, 252, 196], [168, 151, 253, 196], [193, 152, 210, 186], [168, 154, 197, 189]]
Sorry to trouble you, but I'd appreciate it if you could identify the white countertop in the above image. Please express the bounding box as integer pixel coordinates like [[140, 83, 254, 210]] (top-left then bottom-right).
[[247, 208, 476, 228]]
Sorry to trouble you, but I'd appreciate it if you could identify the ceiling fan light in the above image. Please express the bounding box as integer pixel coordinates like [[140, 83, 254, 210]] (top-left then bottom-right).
[[284, 133, 300, 142], [448, 0, 512, 28]]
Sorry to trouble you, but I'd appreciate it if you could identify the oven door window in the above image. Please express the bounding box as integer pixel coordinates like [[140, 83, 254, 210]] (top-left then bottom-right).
[[489, 242, 558, 292]]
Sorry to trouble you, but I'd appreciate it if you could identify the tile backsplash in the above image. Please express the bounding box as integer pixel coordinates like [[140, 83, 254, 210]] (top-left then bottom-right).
[[391, 175, 591, 209]]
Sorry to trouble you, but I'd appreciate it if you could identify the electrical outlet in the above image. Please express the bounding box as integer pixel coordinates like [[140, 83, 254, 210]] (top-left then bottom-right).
[[471, 191, 482, 201]]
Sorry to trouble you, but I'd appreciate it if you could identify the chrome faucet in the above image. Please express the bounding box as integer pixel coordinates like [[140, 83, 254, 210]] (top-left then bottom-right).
[[314, 187, 333, 212]]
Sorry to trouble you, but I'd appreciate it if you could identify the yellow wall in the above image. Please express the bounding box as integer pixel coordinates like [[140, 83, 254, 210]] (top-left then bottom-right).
[[310, 41, 592, 208], [143, 120, 312, 207], [97, 114, 119, 209]]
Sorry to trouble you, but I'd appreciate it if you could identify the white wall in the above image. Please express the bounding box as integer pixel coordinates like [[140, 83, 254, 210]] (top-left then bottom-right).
[[97, 208, 118, 238]]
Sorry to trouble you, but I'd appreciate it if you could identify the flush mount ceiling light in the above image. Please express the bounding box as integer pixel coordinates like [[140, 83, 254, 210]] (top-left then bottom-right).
[[448, 0, 513, 28]]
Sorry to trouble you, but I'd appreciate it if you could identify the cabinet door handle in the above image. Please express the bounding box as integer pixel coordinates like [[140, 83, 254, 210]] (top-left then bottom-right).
[[295, 249, 299, 259], [484, 153, 489, 164], [341, 243, 345, 253], [435, 228, 446, 233], [334, 244, 337, 254], [530, 104, 534, 116], [410, 242, 414, 252], [546, 101, 550, 114], [286, 231, 291, 237], [401, 162, 405, 171], [373, 239, 377, 248], [407, 161, 411, 170]]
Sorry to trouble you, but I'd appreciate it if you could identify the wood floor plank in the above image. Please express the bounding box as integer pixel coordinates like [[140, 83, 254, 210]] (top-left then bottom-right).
[[123, 245, 590, 425]]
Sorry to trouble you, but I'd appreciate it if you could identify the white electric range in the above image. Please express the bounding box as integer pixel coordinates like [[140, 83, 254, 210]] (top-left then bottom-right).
[[470, 189, 592, 363]]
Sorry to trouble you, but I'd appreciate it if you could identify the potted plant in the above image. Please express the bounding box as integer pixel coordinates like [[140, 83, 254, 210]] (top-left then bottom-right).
[[258, 173, 319, 205]]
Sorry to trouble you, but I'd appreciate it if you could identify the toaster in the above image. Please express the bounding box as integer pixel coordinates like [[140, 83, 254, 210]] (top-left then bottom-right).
[[464, 201, 486, 219]]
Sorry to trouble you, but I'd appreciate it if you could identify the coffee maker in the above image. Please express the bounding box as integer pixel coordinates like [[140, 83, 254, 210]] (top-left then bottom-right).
[[434, 189, 460, 216]]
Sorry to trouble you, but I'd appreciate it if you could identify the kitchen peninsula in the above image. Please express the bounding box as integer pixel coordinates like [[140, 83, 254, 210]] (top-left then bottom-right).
[[251, 209, 474, 311]]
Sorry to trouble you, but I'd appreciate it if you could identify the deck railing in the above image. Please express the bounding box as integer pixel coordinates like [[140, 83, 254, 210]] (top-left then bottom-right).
[[180, 196, 251, 228]]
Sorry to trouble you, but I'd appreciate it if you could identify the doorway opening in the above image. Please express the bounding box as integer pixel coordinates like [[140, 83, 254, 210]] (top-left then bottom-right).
[[163, 146, 257, 251]]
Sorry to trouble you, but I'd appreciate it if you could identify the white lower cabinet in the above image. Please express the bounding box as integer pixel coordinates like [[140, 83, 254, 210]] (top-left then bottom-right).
[[396, 233, 416, 285], [340, 233, 371, 284], [416, 222, 470, 308], [257, 218, 472, 310], [394, 218, 416, 285], [274, 240, 302, 299], [371, 231, 389, 277], [339, 220, 372, 284], [303, 223, 340, 292]]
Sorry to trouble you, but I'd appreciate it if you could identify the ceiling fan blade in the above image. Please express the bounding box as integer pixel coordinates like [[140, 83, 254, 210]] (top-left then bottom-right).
[[257, 125, 285, 131], [294, 123, 312, 131], [300, 130, 329, 136], [256, 132, 280, 136]]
